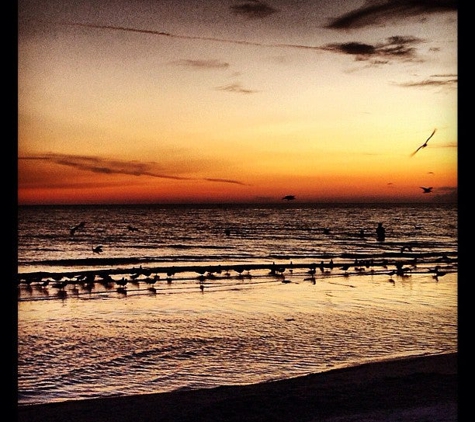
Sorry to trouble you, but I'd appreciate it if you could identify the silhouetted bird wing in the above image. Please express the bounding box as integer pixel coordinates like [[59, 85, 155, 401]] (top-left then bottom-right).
[[410, 129, 436, 157], [282, 195, 296, 200]]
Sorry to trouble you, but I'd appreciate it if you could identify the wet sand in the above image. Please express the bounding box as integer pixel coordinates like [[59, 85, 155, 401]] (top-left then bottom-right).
[[17, 352, 457, 422]]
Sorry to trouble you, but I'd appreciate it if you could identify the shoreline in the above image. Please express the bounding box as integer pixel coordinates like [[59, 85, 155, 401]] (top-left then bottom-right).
[[17, 352, 457, 422]]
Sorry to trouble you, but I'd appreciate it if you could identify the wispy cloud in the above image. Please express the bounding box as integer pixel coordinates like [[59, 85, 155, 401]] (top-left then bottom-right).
[[325, 0, 457, 30], [394, 74, 457, 88], [171, 59, 230, 69], [215, 82, 259, 94], [230, 1, 279, 19], [204, 178, 249, 185], [34, 20, 287, 49], [27, 17, 442, 68], [19, 153, 249, 186]]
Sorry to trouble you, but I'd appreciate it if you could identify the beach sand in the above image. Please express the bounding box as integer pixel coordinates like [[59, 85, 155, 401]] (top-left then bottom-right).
[[17, 352, 457, 422]]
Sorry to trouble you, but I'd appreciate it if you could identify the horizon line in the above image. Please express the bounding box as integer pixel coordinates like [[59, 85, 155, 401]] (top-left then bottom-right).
[[18, 199, 457, 207]]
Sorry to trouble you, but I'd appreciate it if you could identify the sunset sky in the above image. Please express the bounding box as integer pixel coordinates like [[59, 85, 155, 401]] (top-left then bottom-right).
[[18, 0, 457, 205]]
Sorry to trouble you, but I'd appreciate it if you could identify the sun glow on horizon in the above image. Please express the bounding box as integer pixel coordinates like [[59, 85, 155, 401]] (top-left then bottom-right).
[[18, 0, 457, 205]]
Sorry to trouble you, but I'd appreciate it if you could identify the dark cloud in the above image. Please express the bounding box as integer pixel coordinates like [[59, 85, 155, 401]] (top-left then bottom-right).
[[230, 1, 279, 19], [325, 0, 457, 30], [323, 36, 422, 62], [215, 83, 258, 94], [172, 59, 230, 69], [19, 153, 248, 186], [328, 42, 376, 56]]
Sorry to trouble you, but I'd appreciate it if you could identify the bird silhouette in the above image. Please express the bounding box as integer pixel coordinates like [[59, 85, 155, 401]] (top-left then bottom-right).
[[70, 221, 86, 236], [282, 195, 295, 201], [410, 129, 436, 157], [116, 277, 128, 289], [432, 265, 447, 281], [420, 187, 433, 193], [92, 245, 103, 254]]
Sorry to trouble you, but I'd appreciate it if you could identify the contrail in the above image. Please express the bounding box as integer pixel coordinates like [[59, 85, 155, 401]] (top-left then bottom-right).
[[30, 19, 324, 52]]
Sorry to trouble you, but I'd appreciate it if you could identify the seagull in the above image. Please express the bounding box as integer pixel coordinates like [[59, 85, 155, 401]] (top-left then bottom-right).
[[92, 245, 103, 254], [70, 221, 86, 236], [116, 277, 128, 287], [410, 129, 436, 157], [420, 187, 433, 194], [282, 195, 295, 201]]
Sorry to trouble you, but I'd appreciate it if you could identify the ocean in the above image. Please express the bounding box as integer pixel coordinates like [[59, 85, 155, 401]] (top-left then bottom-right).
[[17, 203, 458, 406]]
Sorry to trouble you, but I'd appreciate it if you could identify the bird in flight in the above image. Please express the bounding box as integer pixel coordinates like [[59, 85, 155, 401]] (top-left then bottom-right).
[[92, 245, 103, 254], [282, 195, 296, 201], [70, 221, 86, 236], [410, 129, 436, 157], [420, 187, 433, 193]]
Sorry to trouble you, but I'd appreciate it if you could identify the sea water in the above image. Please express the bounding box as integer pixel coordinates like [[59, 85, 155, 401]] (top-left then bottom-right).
[[17, 203, 457, 405]]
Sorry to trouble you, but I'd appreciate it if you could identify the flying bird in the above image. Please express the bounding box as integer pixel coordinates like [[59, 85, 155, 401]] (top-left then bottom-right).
[[282, 195, 296, 201], [410, 129, 436, 157], [92, 245, 103, 254], [420, 187, 433, 193], [70, 221, 86, 236]]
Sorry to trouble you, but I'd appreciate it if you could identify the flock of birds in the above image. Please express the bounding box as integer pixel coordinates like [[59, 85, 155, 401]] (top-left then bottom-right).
[[18, 128, 450, 300], [18, 251, 456, 300]]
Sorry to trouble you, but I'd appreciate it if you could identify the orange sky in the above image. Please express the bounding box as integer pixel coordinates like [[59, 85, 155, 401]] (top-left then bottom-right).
[[18, 0, 457, 204]]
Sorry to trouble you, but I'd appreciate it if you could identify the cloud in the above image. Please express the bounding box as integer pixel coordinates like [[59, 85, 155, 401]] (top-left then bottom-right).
[[204, 178, 250, 185], [19, 153, 249, 186], [322, 35, 422, 63], [29, 19, 432, 66], [215, 82, 259, 94], [172, 59, 230, 69], [325, 0, 457, 30], [31, 19, 321, 52], [394, 74, 457, 88], [230, 1, 279, 19]]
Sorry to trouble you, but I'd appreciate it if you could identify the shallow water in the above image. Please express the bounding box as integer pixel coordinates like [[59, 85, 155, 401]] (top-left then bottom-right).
[[17, 204, 457, 405]]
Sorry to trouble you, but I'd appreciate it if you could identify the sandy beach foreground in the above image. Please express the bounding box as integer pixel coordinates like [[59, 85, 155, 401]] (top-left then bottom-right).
[[17, 352, 457, 422]]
